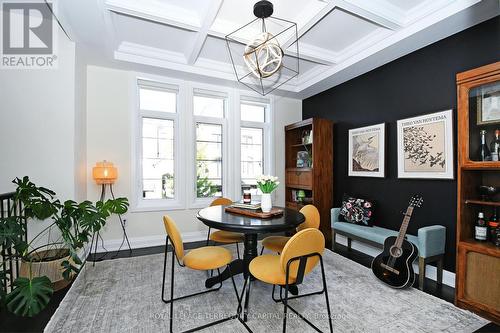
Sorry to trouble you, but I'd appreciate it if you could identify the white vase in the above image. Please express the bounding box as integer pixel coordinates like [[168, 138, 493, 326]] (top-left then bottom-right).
[[261, 193, 272, 213]]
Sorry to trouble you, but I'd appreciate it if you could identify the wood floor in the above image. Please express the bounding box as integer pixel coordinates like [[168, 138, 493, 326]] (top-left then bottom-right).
[[1, 242, 498, 333]]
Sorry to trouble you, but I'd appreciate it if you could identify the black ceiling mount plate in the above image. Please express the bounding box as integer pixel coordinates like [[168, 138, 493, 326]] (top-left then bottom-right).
[[253, 1, 273, 18]]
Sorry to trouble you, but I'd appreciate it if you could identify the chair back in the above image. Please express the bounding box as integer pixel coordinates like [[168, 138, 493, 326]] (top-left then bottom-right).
[[280, 228, 325, 281], [163, 215, 184, 260], [210, 197, 232, 206], [297, 205, 320, 231]]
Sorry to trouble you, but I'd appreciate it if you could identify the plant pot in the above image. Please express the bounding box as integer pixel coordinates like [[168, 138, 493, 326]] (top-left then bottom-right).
[[261, 193, 272, 213], [19, 249, 75, 291]]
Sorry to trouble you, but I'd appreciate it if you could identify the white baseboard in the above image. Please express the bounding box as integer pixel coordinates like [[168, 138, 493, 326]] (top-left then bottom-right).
[[92, 231, 207, 253], [334, 234, 456, 288]]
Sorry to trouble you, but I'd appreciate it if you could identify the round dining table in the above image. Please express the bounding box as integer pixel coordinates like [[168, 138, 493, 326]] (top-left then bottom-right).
[[196, 205, 305, 288]]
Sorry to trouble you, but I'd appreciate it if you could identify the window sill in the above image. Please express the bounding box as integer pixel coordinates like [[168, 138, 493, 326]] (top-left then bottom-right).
[[130, 200, 186, 213]]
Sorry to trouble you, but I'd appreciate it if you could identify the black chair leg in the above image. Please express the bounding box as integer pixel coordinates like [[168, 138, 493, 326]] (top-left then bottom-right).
[[169, 247, 175, 333], [236, 242, 241, 259], [319, 256, 333, 333], [282, 282, 289, 333], [243, 276, 252, 322], [271, 283, 324, 303], [162, 238, 222, 305], [205, 227, 211, 246], [277, 254, 332, 333]]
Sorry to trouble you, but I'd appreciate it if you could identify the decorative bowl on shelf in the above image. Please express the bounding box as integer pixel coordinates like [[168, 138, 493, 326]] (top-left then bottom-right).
[[478, 185, 499, 201]]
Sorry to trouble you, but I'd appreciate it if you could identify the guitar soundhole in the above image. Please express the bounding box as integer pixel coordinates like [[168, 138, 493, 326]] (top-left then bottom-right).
[[389, 245, 402, 258]]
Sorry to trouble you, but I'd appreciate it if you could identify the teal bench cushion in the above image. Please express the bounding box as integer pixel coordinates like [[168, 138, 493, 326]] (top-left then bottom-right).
[[333, 222, 420, 248], [331, 208, 445, 258]]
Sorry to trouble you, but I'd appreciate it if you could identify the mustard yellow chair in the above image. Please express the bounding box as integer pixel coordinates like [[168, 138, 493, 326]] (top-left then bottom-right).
[[261, 204, 320, 254], [206, 197, 244, 259], [240, 228, 333, 333], [161, 215, 244, 332]]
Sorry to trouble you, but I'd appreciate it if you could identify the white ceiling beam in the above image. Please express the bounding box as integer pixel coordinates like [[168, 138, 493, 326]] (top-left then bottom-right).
[[334, 0, 403, 30], [104, 1, 200, 32], [187, 0, 223, 65]]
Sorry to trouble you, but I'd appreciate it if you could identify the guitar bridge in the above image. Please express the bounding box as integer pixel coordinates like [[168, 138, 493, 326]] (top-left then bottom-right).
[[380, 263, 400, 275]]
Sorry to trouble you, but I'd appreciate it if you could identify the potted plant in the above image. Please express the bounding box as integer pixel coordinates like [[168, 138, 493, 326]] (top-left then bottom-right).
[[256, 175, 279, 213], [0, 176, 128, 317]]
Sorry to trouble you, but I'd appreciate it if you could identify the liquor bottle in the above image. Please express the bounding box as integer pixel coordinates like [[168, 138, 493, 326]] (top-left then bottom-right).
[[490, 129, 500, 161], [488, 208, 499, 243], [475, 212, 487, 241], [479, 130, 491, 161]]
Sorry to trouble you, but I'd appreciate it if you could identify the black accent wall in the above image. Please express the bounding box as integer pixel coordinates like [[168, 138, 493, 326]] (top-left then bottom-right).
[[303, 16, 500, 272]]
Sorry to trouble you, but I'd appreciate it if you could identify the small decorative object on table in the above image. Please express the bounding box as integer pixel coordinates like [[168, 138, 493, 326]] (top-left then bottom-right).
[[256, 175, 279, 213], [478, 185, 498, 201], [243, 190, 251, 203]]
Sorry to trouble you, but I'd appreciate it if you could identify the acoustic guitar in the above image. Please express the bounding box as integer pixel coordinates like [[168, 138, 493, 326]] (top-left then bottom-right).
[[371, 195, 423, 289]]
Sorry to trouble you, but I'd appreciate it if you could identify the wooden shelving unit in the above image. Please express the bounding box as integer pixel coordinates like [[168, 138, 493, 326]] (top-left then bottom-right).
[[284, 118, 334, 247], [465, 199, 500, 207], [456, 61, 500, 323]]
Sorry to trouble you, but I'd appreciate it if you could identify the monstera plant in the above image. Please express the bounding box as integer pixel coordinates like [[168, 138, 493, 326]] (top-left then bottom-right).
[[0, 177, 128, 317]]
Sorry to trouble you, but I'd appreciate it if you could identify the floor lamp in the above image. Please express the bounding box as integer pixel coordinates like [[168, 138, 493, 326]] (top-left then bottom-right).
[[90, 160, 132, 265]]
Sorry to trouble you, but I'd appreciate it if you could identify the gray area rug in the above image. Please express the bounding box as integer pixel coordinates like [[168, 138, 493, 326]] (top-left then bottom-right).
[[44, 248, 488, 333]]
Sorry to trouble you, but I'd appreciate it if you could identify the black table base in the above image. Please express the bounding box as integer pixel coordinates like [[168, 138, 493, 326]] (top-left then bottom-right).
[[198, 205, 305, 311]]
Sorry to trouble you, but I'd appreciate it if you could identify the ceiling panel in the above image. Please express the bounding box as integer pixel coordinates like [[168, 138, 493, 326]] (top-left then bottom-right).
[[211, 0, 328, 35], [106, 0, 212, 28], [112, 12, 196, 56], [197, 36, 231, 63], [300, 8, 381, 53], [384, 0, 426, 12]]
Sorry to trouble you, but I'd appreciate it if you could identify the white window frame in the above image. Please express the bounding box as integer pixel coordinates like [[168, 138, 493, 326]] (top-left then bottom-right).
[[189, 87, 230, 208], [130, 73, 274, 212], [131, 78, 185, 211], [239, 97, 272, 200]]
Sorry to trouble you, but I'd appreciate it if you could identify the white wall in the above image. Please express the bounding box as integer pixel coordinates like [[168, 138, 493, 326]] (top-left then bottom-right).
[[74, 45, 87, 202], [86, 65, 302, 249], [0, 25, 77, 243], [0, 28, 76, 200]]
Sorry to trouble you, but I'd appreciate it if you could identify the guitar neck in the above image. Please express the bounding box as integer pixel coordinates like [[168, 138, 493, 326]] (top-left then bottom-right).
[[395, 206, 414, 248]]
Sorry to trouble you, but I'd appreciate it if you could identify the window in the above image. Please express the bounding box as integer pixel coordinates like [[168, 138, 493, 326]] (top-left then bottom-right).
[[140, 87, 176, 113], [194, 95, 224, 118], [196, 123, 223, 197], [133, 78, 273, 211], [194, 92, 226, 199], [138, 81, 178, 203], [142, 118, 174, 199], [240, 101, 268, 195], [241, 103, 266, 122]]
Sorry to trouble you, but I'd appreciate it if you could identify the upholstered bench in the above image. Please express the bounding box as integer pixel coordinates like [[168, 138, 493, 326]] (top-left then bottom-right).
[[331, 208, 446, 290]]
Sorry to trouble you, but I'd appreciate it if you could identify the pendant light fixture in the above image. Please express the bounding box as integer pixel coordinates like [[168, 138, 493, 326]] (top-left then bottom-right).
[[225, 1, 299, 96]]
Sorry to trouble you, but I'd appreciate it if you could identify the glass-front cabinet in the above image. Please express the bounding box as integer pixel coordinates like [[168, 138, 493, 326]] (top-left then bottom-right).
[[456, 61, 500, 323], [468, 81, 500, 162]]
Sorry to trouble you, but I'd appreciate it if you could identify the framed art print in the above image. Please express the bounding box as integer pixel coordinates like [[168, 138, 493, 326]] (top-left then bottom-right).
[[397, 109, 454, 179], [348, 123, 385, 177], [476, 83, 500, 125]]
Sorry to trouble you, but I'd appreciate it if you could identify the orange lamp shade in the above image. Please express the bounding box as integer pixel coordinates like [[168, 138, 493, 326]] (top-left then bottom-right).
[[92, 161, 118, 184]]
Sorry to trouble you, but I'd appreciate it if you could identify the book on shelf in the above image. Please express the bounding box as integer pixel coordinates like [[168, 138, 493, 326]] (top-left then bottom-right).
[[230, 201, 261, 210]]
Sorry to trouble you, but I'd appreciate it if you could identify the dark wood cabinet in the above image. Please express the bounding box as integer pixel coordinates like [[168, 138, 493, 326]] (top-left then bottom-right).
[[284, 118, 334, 247], [456, 61, 500, 323]]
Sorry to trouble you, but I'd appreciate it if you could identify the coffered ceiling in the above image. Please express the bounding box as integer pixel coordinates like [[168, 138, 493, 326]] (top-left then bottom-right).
[[57, 0, 499, 98]]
